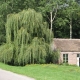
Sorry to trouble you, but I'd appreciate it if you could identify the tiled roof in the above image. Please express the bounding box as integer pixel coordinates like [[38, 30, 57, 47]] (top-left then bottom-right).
[[53, 38, 80, 52]]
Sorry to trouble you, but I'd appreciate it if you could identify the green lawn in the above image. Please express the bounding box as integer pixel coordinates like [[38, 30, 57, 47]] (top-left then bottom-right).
[[0, 63, 80, 80]]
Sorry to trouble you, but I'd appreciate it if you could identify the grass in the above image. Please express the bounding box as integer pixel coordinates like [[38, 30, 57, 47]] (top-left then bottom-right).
[[0, 63, 80, 80]]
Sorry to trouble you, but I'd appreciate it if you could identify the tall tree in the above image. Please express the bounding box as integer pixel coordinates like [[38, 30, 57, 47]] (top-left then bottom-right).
[[0, 9, 55, 66], [64, 0, 79, 39], [0, 2, 7, 44], [53, 0, 80, 38]]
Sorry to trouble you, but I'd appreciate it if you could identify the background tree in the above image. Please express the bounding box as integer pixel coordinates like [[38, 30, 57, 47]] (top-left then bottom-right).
[[53, 0, 80, 38], [0, 0, 80, 44], [65, 0, 79, 39], [0, 1, 8, 45]]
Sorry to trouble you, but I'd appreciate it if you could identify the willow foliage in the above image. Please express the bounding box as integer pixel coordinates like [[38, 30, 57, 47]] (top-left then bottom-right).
[[0, 43, 14, 63], [0, 9, 54, 66]]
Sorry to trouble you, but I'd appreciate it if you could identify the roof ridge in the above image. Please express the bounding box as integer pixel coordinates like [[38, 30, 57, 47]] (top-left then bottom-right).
[[54, 38, 80, 40]]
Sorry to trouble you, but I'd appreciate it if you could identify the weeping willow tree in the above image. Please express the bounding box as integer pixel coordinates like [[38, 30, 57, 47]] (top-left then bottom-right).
[[0, 9, 57, 66]]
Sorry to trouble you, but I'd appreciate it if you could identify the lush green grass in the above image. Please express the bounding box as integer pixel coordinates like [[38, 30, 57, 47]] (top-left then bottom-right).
[[0, 63, 80, 80]]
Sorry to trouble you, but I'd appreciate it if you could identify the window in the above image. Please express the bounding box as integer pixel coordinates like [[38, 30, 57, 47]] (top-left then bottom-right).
[[77, 54, 80, 57], [63, 54, 68, 63]]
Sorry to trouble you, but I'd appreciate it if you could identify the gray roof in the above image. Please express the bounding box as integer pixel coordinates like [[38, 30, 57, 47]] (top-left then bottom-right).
[[53, 38, 80, 52]]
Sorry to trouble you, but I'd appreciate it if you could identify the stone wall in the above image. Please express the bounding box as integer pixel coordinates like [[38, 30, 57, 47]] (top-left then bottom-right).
[[59, 52, 78, 65]]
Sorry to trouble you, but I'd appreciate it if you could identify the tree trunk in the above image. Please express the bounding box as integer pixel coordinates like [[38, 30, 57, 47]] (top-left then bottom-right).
[[50, 11, 53, 32], [70, 18, 72, 39], [50, 4, 58, 37]]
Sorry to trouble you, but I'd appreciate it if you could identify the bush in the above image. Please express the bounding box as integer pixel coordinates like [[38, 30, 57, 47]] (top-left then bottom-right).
[[46, 50, 59, 64]]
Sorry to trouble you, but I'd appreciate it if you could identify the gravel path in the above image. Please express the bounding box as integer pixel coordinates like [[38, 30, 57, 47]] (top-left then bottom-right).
[[0, 69, 35, 80]]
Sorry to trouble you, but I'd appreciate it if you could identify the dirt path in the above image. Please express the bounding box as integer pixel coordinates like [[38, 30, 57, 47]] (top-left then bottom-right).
[[0, 69, 35, 80]]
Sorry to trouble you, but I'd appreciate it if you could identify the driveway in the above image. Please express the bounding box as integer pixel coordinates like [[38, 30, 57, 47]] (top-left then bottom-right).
[[0, 69, 35, 80]]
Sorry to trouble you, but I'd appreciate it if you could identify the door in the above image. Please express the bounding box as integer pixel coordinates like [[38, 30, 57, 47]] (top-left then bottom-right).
[[77, 57, 79, 66], [79, 58, 80, 66], [77, 54, 80, 67]]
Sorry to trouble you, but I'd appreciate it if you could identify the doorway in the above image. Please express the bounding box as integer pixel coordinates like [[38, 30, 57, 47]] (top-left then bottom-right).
[[77, 54, 80, 66], [79, 58, 80, 66]]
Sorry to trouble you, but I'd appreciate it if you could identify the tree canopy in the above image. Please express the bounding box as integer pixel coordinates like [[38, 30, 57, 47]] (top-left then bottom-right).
[[0, 0, 80, 44], [0, 9, 57, 66]]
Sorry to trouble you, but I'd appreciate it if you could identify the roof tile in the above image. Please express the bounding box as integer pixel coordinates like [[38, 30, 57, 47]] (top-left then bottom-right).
[[53, 38, 80, 52]]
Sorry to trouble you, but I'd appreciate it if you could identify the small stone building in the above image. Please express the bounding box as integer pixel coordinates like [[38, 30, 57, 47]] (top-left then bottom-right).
[[53, 38, 80, 66]]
